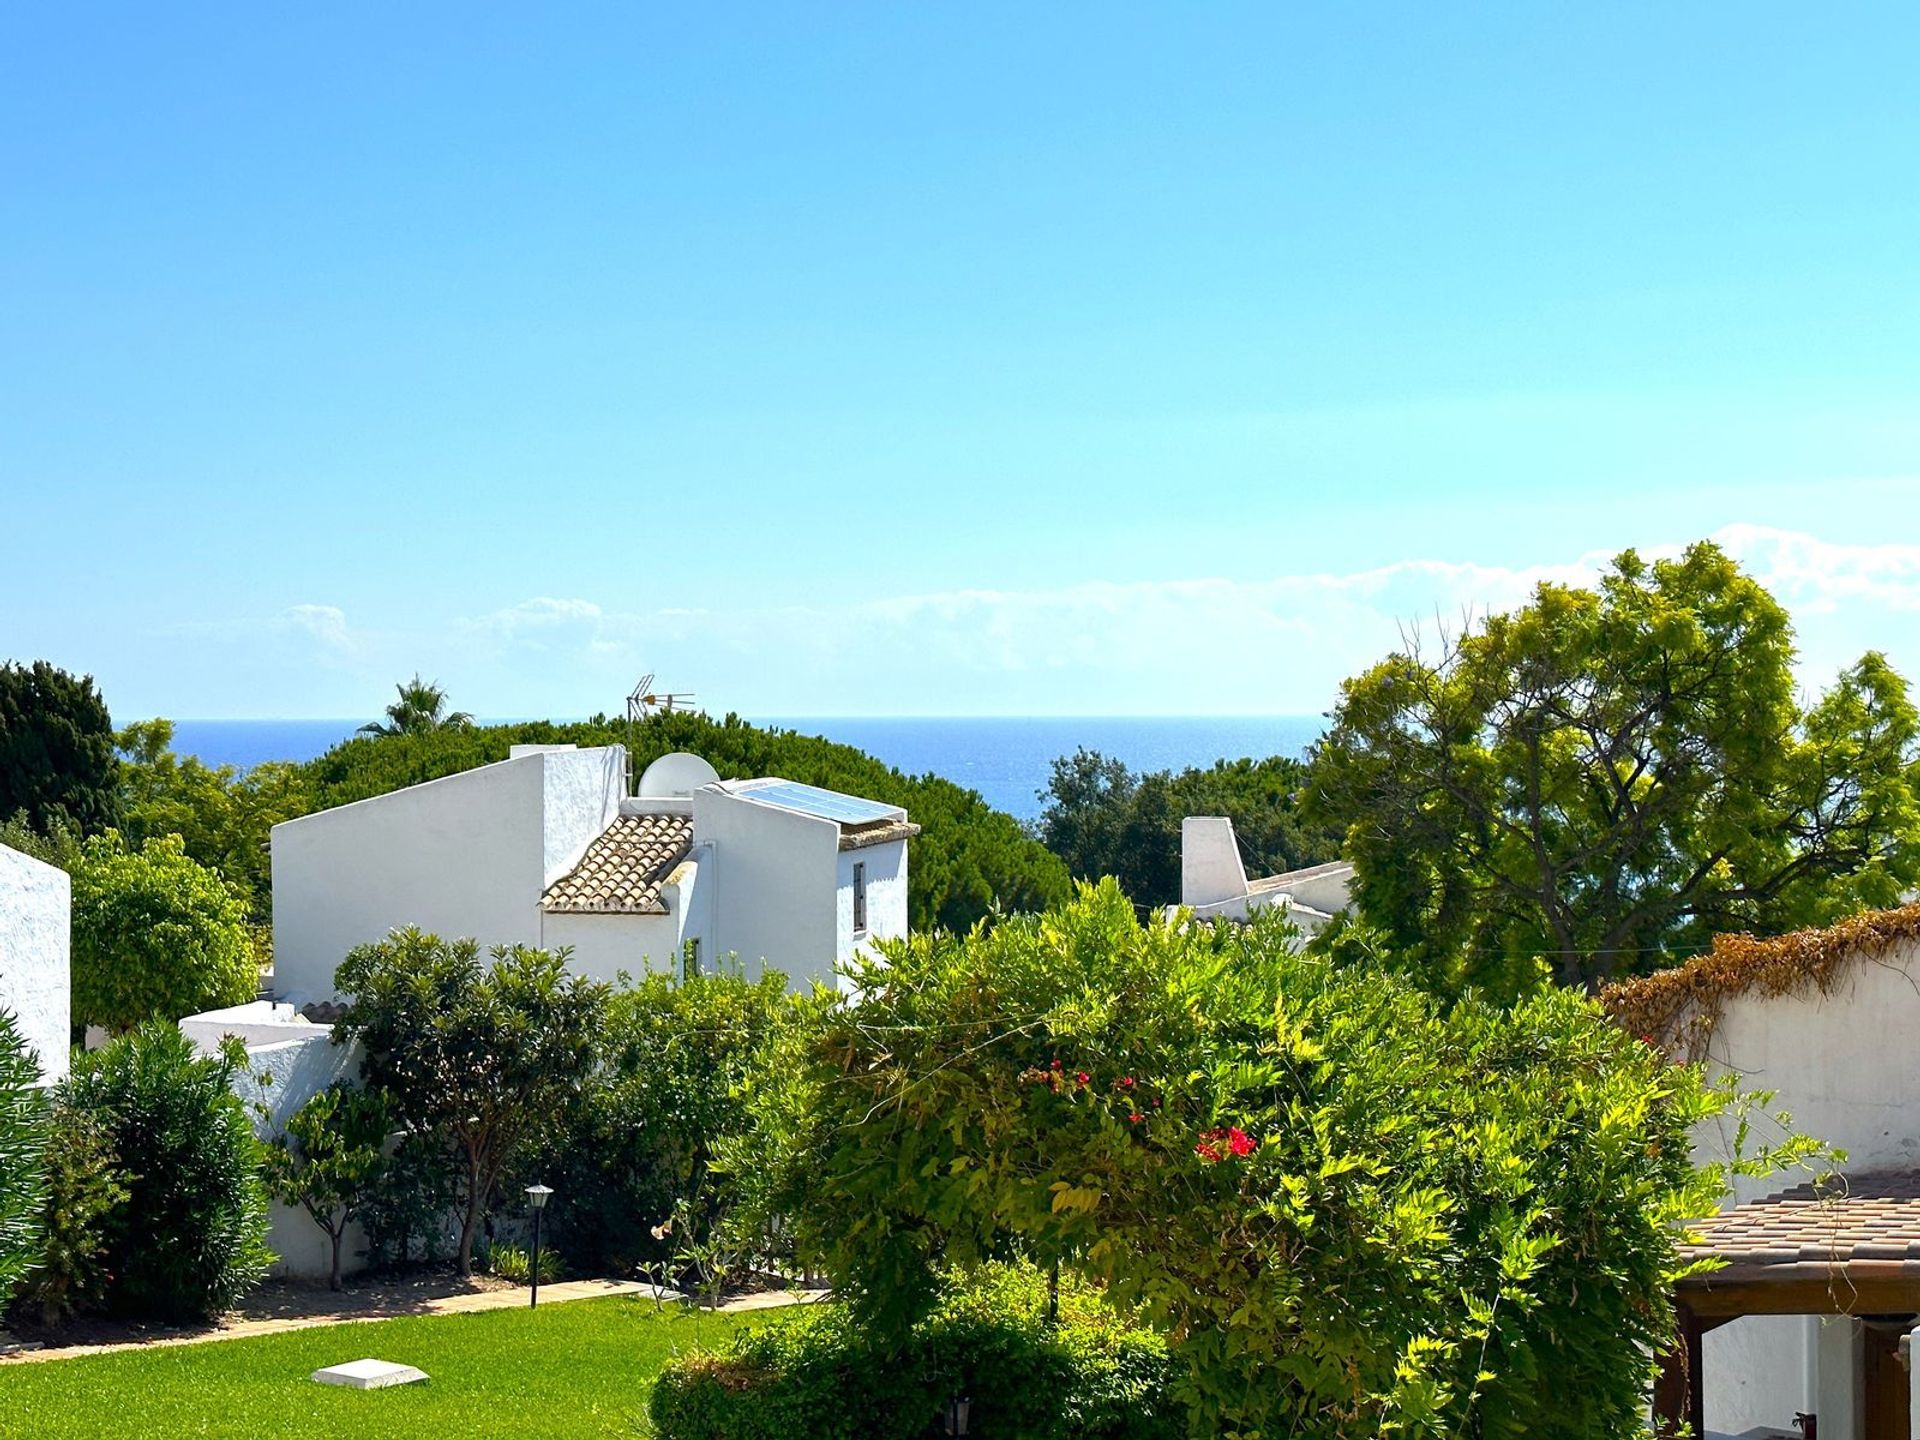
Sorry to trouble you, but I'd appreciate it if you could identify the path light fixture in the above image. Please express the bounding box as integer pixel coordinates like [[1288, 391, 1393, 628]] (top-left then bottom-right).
[[944, 1396, 972, 1436], [525, 1184, 553, 1309]]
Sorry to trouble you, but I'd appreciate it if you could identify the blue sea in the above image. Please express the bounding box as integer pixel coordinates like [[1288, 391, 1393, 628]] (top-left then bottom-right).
[[166, 716, 1325, 824]]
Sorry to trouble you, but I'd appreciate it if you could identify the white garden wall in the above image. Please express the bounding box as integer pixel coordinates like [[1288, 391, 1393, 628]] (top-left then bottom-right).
[[0, 841, 71, 1083]]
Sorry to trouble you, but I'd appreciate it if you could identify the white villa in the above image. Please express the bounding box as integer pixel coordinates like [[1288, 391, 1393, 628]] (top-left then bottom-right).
[[270, 745, 917, 1005], [1177, 815, 1353, 935], [1611, 903, 1920, 1439], [0, 840, 71, 1084]]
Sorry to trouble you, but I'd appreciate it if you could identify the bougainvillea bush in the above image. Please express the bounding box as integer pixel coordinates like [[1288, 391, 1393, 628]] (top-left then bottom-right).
[[727, 883, 1818, 1440]]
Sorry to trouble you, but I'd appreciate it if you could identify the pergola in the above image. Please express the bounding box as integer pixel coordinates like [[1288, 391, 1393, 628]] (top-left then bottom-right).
[[1656, 1172, 1920, 1438]]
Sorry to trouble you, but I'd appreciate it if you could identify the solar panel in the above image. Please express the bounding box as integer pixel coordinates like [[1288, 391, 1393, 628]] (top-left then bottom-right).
[[744, 780, 902, 825]]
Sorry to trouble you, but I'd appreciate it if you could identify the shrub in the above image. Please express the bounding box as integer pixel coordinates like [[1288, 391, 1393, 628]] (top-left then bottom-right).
[[65, 1024, 271, 1320], [262, 1083, 389, 1291], [537, 969, 795, 1277], [357, 1129, 459, 1270], [11, 1096, 129, 1327], [69, 832, 257, 1031], [649, 1264, 1179, 1440], [334, 930, 608, 1274], [487, 1242, 562, 1284], [0, 1011, 44, 1303], [738, 883, 1823, 1439]]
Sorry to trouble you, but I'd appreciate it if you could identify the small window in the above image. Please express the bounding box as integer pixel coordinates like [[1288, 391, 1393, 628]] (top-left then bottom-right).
[[852, 862, 867, 934]]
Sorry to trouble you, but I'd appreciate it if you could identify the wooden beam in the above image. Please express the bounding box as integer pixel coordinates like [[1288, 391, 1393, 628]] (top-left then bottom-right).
[[1679, 1271, 1920, 1318]]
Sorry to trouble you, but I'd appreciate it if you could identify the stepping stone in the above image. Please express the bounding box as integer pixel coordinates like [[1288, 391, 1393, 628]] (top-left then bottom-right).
[[312, 1358, 429, 1389]]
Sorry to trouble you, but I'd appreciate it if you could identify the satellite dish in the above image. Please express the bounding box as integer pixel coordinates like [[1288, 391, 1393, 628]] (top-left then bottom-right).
[[638, 752, 721, 799]]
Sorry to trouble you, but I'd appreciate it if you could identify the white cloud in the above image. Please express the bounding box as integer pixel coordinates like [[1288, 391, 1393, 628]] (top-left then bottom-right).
[[170, 526, 1920, 718]]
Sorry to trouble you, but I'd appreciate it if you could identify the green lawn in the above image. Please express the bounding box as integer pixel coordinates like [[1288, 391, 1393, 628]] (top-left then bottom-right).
[[0, 1298, 761, 1439]]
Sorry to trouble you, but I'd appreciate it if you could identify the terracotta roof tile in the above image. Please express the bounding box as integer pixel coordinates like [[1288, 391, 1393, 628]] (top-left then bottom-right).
[[541, 813, 693, 915], [1681, 1171, 1920, 1269]]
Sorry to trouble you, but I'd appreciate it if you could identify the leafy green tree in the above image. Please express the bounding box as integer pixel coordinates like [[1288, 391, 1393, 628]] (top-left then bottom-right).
[[734, 883, 1822, 1439], [115, 718, 312, 923], [262, 1083, 390, 1290], [0, 660, 119, 836], [65, 1023, 272, 1321], [333, 931, 609, 1275], [70, 832, 259, 1031], [0, 1010, 45, 1304], [1306, 543, 1920, 994], [358, 675, 474, 737], [302, 711, 1071, 933], [12, 1095, 131, 1327], [1038, 749, 1337, 905], [538, 969, 796, 1274]]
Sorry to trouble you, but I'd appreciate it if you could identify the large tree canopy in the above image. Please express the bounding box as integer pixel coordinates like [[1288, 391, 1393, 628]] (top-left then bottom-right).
[[1307, 542, 1920, 994], [0, 660, 120, 836]]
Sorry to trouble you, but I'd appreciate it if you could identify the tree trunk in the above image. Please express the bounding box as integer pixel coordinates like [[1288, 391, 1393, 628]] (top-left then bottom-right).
[[329, 1227, 344, 1292], [456, 1152, 484, 1276]]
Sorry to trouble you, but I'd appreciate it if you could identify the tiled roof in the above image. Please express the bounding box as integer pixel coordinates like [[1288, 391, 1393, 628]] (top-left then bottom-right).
[[541, 813, 694, 915], [1681, 1171, 1920, 1270], [839, 819, 921, 852]]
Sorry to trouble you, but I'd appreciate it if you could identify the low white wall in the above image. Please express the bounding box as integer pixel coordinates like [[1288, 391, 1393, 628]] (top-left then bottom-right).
[[219, 1027, 366, 1281], [1692, 936, 1920, 1202], [180, 1000, 329, 1055], [0, 842, 71, 1083]]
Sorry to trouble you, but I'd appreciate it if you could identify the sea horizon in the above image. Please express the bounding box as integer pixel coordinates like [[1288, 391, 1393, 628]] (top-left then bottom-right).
[[164, 714, 1327, 824]]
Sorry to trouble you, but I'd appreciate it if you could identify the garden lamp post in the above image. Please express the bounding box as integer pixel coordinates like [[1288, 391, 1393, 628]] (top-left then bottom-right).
[[525, 1184, 553, 1309]]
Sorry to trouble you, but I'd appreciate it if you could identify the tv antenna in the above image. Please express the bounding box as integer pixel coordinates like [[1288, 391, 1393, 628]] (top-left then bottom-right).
[[626, 673, 696, 722]]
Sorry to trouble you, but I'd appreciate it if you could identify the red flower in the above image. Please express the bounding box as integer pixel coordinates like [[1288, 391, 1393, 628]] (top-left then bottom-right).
[[1075, 1071, 1090, 1086], [1119, 1076, 1135, 1089], [1128, 1112, 1144, 1124], [1050, 1059, 1063, 1070], [1196, 1125, 1255, 1163]]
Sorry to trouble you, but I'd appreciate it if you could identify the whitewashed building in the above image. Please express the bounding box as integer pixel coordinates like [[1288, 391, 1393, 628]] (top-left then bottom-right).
[[270, 746, 916, 1004], [0, 841, 71, 1084], [1609, 903, 1920, 1439], [1177, 816, 1353, 936]]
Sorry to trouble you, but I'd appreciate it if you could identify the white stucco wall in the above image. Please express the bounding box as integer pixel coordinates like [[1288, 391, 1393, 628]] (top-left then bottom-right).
[[1691, 936, 1920, 1203], [1685, 936, 1920, 1435], [696, 786, 840, 989], [180, 1000, 330, 1054], [1702, 1315, 1814, 1436], [1181, 817, 1249, 907], [837, 839, 908, 973], [541, 906, 687, 985], [213, 1025, 366, 1280], [0, 842, 71, 1083], [271, 747, 624, 1004]]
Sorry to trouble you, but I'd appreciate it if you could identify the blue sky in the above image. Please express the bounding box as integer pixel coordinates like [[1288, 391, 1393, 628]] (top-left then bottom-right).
[[2, 4, 1917, 719]]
